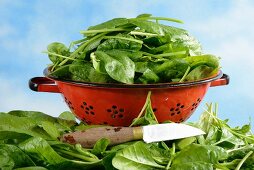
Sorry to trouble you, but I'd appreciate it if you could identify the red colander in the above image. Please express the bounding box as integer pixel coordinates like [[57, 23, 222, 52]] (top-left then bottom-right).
[[29, 69, 229, 126]]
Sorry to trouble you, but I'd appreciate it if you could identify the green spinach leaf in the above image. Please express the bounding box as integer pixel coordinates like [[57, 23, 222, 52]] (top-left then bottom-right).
[[92, 51, 135, 84], [129, 19, 186, 37], [112, 141, 165, 170], [69, 62, 111, 83], [0, 144, 35, 169], [97, 34, 142, 51], [172, 144, 228, 166], [47, 42, 70, 64]]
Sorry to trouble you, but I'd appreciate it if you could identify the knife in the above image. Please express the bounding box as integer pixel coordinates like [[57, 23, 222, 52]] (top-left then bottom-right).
[[60, 123, 205, 148]]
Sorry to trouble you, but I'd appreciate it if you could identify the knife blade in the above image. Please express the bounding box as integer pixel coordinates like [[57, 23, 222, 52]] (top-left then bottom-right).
[[60, 123, 205, 148]]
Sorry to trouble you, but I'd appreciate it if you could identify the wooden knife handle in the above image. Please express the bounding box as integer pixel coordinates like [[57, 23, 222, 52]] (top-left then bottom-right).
[[60, 126, 143, 148]]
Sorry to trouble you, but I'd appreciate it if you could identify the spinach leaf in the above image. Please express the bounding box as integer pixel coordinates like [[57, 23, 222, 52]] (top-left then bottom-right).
[[102, 153, 117, 170], [40, 121, 60, 140], [184, 54, 219, 69], [147, 143, 171, 165], [185, 65, 214, 81], [112, 141, 165, 170], [170, 162, 213, 170], [58, 111, 76, 121], [171, 34, 202, 56], [87, 18, 129, 31], [47, 42, 70, 64], [69, 62, 111, 83], [0, 144, 35, 169], [0, 149, 14, 170], [129, 19, 186, 37], [130, 91, 158, 126], [92, 138, 110, 157], [19, 137, 102, 170], [14, 167, 48, 170], [97, 34, 142, 51], [105, 49, 143, 62], [136, 14, 152, 18], [7, 110, 76, 132], [143, 36, 171, 47], [48, 65, 71, 79], [136, 68, 160, 84], [154, 59, 189, 82], [0, 113, 52, 140], [92, 51, 135, 84], [172, 144, 228, 166]]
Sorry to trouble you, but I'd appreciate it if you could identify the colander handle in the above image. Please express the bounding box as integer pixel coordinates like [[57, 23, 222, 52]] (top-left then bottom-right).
[[29, 77, 60, 93], [210, 74, 229, 87]]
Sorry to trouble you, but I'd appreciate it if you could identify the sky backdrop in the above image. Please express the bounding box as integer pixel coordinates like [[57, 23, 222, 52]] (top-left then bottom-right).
[[0, 0, 254, 130]]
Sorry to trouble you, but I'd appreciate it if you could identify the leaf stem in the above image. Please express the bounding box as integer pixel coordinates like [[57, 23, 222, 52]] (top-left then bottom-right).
[[148, 98, 159, 124], [166, 143, 176, 169], [179, 66, 190, 82], [129, 31, 158, 37], [142, 51, 186, 58], [103, 36, 143, 44], [235, 151, 253, 170], [54, 148, 98, 162], [132, 17, 184, 24], [42, 51, 77, 61], [75, 144, 99, 160], [58, 32, 107, 67], [80, 28, 129, 34], [68, 38, 87, 50], [129, 91, 152, 127]]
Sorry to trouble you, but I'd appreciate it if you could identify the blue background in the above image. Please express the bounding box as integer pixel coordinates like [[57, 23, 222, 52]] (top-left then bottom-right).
[[0, 0, 253, 130]]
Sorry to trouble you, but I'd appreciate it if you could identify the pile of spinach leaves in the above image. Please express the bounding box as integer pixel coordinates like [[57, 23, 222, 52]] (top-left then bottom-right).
[[45, 14, 220, 84], [1, 98, 253, 169]]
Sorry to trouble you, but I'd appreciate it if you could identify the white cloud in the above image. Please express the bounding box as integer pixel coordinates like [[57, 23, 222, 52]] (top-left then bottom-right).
[[191, 0, 254, 46], [0, 75, 69, 117]]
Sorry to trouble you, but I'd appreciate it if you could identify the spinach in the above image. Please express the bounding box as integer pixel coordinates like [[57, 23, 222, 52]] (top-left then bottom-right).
[[155, 59, 189, 82], [171, 144, 228, 165], [170, 162, 213, 170], [18, 137, 101, 170], [1, 101, 254, 169], [91, 138, 110, 157], [92, 51, 135, 84], [112, 141, 165, 170], [0, 144, 35, 169], [69, 62, 112, 83], [45, 14, 220, 84], [86, 18, 129, 32], [0, 112, 52, 140], [130, 91, 158, 126], [97, 34, 142, 51], [129, 19, 186, 37], [47, 42, 70, 64]]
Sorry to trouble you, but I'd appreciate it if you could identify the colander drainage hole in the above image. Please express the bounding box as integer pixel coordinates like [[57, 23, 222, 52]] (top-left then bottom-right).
[[153, 108, 157, 112], [81, 101, 95, 116], [169, 103, 184, 116], [65, 98, 74, 111], [108, 105, 125, 119]]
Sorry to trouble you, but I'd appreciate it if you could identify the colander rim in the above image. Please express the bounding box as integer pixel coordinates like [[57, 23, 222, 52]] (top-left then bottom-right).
[[44, 67, 223, 89]]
